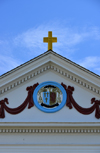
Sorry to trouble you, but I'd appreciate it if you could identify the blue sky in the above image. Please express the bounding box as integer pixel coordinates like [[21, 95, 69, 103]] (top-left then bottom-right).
[[0, 0, 100, 76]]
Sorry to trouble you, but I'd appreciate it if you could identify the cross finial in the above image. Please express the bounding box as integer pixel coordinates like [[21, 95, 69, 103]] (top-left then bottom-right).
[[43, 31, 57, 50]]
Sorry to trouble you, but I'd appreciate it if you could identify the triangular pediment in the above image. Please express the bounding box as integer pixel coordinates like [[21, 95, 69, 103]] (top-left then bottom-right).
[[1, 50, 100, 94], [0, 50, 100, 123]]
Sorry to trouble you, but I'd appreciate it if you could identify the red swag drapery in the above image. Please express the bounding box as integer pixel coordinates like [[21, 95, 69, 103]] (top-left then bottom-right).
[[0, 83, 39, 118]]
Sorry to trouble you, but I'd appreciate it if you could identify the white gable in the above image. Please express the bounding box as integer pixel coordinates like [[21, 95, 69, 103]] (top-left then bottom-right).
[[0, 50, 100, 153], [0, 50, 100, 122]]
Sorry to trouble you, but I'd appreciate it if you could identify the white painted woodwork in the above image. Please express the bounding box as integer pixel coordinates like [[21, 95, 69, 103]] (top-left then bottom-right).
[[0, 51, 100, 152]]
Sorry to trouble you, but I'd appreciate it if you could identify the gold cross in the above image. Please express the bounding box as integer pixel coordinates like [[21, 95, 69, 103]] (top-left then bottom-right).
[[43, 31, 57, 50]]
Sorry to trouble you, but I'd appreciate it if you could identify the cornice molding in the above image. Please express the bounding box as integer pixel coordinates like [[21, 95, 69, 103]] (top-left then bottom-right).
[[0, 122, 100, 127], [0, 64, 100, 96], [1, 50, 100, 79], [0, 123, 100, 133], [0, 127, 100, 134]]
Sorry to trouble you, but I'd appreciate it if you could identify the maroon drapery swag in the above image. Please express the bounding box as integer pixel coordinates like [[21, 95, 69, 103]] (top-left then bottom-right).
[[61, 83, 100, 119], [0, 83, 39, 118], [0, 82, 100, 119]]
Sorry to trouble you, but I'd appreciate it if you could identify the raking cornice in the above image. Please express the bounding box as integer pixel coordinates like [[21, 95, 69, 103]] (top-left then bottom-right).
[[0, 63, 100, 95], [0, 51, 100, 96], [1, 50, 100, 79]]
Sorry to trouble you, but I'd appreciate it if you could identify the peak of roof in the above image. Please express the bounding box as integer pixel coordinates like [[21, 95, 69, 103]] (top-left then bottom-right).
[[0, 50, 100, 79]]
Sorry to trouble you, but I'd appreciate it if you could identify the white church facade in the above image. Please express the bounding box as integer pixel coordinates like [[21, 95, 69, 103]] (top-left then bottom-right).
[[0, 32, 100, 152]]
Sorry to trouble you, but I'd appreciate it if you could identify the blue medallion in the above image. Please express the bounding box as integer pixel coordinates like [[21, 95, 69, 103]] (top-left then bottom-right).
[[33, 81, 67, 113]]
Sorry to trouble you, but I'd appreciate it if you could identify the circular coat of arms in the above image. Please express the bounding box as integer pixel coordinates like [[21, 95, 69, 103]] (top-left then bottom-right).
[[33, 81, 67, 113]]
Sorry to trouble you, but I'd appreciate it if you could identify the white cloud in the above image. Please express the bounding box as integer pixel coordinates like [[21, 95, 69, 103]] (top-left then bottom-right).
[[0, 22, 100, 75], [0, 55, 20, 75], [90, 27, 100, 40], [78, 56, 100, 68], [78, 56, 100, 74], [13, 23, 100, 58]]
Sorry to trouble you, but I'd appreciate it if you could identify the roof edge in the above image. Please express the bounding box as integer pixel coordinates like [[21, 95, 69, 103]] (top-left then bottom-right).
[[0, 50, 100, 79]]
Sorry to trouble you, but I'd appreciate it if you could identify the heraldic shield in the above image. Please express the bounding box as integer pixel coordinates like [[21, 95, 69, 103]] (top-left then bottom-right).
[[43, 92, 56, 106], [33, 81, 67, 113]]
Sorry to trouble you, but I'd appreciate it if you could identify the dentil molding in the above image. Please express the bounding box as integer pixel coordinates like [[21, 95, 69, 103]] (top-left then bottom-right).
[[0, 64, 100, 95]]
